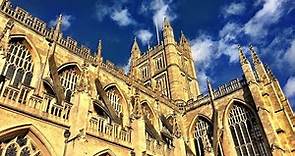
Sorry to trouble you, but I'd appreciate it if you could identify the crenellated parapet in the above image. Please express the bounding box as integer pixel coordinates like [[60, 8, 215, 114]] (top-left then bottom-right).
[[0, 1, 97, 63], [185, 77, 247, 111]]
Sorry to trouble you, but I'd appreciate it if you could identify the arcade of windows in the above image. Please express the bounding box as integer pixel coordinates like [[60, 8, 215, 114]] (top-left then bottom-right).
[[1, 41, 33, 88], [194, 103, 270, 156]]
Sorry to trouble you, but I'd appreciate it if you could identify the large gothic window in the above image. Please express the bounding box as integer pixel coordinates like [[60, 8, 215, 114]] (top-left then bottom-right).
[[105, 86, 122, 115], [2, 40, 33, 88], [59, 66, 80, 103], [0, 132, 43, 156], [194, 116, 213, 156], [228, 104, 271, 156]]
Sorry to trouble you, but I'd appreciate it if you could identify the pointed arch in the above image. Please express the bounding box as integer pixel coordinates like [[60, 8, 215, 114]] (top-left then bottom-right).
[[103, 83, 128, 115], [140, 100, 157, 122], [57, 62, 82, 103], [188, 114, 212, 138], [0, 124, 57, 156], [93, 149, 116, 156], [222, 98, 271, 156], [57, 62, 82, 74], [2, 34, 42, 88]]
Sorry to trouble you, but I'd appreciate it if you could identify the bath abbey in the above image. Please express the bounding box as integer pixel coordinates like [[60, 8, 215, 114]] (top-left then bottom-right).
[[0, 0, 294, 156]]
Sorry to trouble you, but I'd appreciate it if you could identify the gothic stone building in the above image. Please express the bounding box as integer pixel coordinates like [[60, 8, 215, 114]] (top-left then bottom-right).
[[0, 1, 294, 156]]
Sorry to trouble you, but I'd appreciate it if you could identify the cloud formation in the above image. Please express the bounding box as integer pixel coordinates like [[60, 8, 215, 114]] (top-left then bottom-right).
[[135, 29, 153, 45], [244, 0, 287, 38], [140, 0, 177, 29], [95, 1, 135, 26], [222, 2, 246, 17], [49, 14, 74, 31], [190, 0, 293, 92], [284, 76, 295, 99], [111, 9, 135, 26]]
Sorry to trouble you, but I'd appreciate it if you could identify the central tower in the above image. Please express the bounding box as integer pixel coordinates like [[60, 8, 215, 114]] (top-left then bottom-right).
[[129, 18, 200, 102]]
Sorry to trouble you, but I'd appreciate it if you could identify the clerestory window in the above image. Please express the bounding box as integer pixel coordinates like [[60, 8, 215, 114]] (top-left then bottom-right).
[[2, 41, 33, 88], [59, 67, 80, 103]]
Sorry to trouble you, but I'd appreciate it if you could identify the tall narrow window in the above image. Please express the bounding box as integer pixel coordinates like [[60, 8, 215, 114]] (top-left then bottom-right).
[[59, 67, 80, 103], [2, 42, 33, 88], [155, 74, 168, 96], [194, 117, 213, 156], [105, 86, 122, 115], [228, 104, 271, 156]]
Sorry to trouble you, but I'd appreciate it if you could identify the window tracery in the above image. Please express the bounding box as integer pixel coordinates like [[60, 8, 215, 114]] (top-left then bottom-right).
[[194, 117, 213, 156], [2, 41, 33, 88], [105, 86, 122, 114], [0, 134, 42, 156], [59, 67, 80, 103], [228, 104, 270, 156]]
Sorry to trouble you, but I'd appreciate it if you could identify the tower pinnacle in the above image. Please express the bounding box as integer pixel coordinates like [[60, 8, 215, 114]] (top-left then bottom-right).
[[238, 45, 249, 65]]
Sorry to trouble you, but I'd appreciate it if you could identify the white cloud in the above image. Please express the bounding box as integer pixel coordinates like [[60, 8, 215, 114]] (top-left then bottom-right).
[[95, 1, 136, 26], [122, 57, 131, 74], [111, 9, 135, 26], [283, 39, 295, 70], [191, 35, 216, 69], [284, 76, 295, 98], [135, 30, 153, 45], [95, 4, 112, 21], [197, 69, 210, 92], [244, 0, 286, 38], [49, 14, 74, 31], [139, 0, 176, 29], [223, 2, 246, 17]]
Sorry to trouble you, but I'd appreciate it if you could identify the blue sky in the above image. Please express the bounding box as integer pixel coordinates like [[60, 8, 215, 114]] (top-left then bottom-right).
[[11, 0, 295, 108]]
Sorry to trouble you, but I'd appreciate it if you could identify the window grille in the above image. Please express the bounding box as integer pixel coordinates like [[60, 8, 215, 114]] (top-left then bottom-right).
[[194, 117, 213, 156], [2, 42, 33, 88], [154, 55, 164, 71], [106, 88, 122, 114], [228, 104, 270, 156], [59, 68, 79, 103], [156, 75, 168, 96]]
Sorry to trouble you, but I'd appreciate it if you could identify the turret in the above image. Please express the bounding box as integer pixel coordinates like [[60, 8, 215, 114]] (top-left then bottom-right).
[[163, 17, 175, 45], [249, 44, 270, 83], [239, 45, 256, 83], [96, 40, 103, 63]]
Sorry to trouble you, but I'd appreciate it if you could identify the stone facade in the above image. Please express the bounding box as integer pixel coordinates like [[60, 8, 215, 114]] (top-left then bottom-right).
[[0, 1, 294, 156]]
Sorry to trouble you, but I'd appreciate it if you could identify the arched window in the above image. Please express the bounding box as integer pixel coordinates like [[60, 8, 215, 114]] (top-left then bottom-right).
[[2, 41, 33, 88], [228, 104, 270, 156], [0, 133, 42, 156], [141, 102, 154, 123], [59, 66, 80, 103], [194, 116, 213, 156], [105, 86, 122, 115]]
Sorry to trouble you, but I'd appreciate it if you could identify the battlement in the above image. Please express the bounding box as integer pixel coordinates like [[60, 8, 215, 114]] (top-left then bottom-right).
[[0, 1, 96, 62], [186, 77, 247, 111]]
